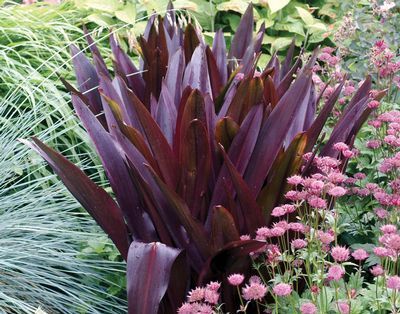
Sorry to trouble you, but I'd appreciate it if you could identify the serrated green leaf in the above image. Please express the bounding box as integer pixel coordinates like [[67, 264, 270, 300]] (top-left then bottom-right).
[[267, 0, 291, 14], [296, 6, 314, 25]]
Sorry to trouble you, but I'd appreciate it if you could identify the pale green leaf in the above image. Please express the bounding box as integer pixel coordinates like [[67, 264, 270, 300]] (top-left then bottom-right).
[[267, 0, 291, 14], [257, 18, 274, 29], [77, 0, 121, 13], [275, 21, 305, 36], [87, 13, 115, 27], [296, 6, 314, 25], [173, 0, 198, 11], [272, 37, 293, 51], [307, 22, 327, 32], [216, 0, 251, 14], [115, 3, 136, 24]]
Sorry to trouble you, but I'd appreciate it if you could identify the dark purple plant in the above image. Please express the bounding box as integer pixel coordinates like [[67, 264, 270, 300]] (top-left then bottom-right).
[[23, 4, 374, 313]]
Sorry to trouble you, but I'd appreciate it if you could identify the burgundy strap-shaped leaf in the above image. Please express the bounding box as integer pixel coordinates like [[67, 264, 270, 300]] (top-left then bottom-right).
[[226, 76, 263, 124], [210, 206, 240, 251], [219, 145, 265, 234], [183, 23, 200, 64], [21, 137, 130, 260], [257, 133, 308, 222], [69, 44, 105, 127], [82, 26, 110, 79], [176, 89, 208, 159], [212, 29, 228, 86], [206, 46, 223, 100], [215, 117, 240, 152], [156, 82, 178, 145], [210, 105, 263, 213], [180, 119, 211, 222], [305, 79, 345, 151], [228, 4, 254, 72], [110, 34, 145, 102], [71, 93, 156, 242], [243, 68, 313, 197], [183, 46, 212, 96], [165, 48, 185, 109], [122, 86, 179, 189], [127, 242, 181, 314], [321, 96, 370, 158], [145, 165, 212, 261]]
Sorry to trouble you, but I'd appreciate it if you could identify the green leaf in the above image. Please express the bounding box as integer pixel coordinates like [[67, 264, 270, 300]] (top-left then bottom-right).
[[77, 0, 121, 13], [115, 3, 136, 24], [87, 13, 115, 27], [296, 6, 314, 25], [271, 37, 293, 51], [307, 22, 327, 33], [267, 0, 291, 14], [275, 21, 305, 36], [256, 18, 274, 29], [216, 0, 250, 14]]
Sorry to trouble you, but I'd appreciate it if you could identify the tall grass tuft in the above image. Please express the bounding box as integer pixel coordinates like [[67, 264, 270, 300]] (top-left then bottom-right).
[[1, 1, 127, 312]]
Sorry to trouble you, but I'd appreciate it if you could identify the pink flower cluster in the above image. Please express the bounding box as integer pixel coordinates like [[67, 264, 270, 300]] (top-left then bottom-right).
[[178, 282, 221, 314], [370, 40, 400, 79]]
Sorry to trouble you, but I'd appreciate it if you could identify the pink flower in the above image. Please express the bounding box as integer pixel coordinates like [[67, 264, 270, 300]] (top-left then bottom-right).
[[328, 186, 347, 197], [343, 85, 355, 96], [318, 52, 331, 61], [382, 234, 400, 251], [273, 283, 292, 297], [366, 140, 382, 149], [327, 265, 345, 281], [380, 224, 397, 234], [242, 282, 267, 301], [337, 301, 350, 314], [289, 222, 305, 233], [318, 231, 334, 244], [206, 281, 220, 291], [300, 302, 317, 314], [255, 227, 271, 239], [204, 288, 219, 304], [271, 206, 287, 217], [373, 246, 390, 257], [292, 239, 308, 249], [331, 246, 350, 262], [308, 196, 327, 208], [322, 47, 336, 54], [342, 149, 355, 158], [287, 175, 303, 185], [178, 303, 194, 314], [334, 142, 349, 152], [270, 227, 286, 237], [354, 172, 367, 180], [282, 204, 296, 214], [368, 100, 380, 109], [352, 249, 369, 261], [374, 207, 389, 219], [387, 276, 400, 290], [370, 265, 384, 277], [328, 172, 346, 184], [188, 287, 205, 302], [227, 274, 244, 286]]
